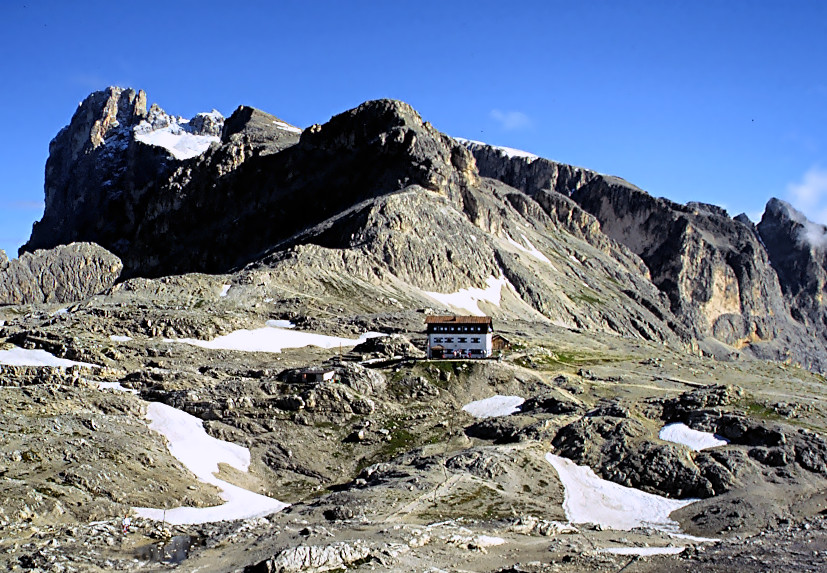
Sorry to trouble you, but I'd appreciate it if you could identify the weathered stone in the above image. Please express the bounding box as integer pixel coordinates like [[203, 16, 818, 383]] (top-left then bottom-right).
[[246, 540, 370, 573], [337, 363, 387, 394], [351, 334, 425, 360], [0, 242, 122, 305]]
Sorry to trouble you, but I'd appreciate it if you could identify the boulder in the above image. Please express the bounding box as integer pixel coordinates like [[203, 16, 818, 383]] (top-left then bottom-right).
[[351, 334, 425, 360], [246, 541, 370, 573], [337, 363, 387, 395]]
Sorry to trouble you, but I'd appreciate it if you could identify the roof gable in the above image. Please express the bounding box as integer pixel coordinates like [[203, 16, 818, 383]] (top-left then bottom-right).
[[425, 315, 492, 326]]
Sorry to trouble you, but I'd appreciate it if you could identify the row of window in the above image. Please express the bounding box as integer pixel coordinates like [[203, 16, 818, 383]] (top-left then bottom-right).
[[429, 325, 488, 333], [432, 337, 482, 343]]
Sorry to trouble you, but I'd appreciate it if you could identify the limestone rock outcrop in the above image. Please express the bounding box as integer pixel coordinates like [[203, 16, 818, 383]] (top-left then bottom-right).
[[465, 140, 827, 370], [0, 243, 122, 305]]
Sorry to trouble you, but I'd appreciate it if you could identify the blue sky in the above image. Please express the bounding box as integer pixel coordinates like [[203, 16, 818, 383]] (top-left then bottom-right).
[[1, 0, 826, 258]]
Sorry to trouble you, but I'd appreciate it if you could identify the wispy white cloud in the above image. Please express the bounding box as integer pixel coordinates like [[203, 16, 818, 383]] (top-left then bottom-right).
[[490, 109, 532, 131], [787, 166, 827, 214], [785, 166, 827, 248]]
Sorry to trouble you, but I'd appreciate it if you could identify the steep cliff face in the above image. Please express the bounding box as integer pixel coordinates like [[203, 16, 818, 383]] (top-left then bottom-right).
[[21, 87, 226, 258], [464, 141, 827, 369], [24, 88, 151, 252], [758, 198, 827, 341], [459, 140, 597, 196]]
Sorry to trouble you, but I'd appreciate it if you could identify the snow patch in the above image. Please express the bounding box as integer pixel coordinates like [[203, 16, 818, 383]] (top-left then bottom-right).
[[600, 546, 685, 556], [272, 119, 302, 134], [659, 423, 729, 451], [132, 402, 287, 524], [472, 535, 505, 547], [496, 145, 539, 162], [134, 128, 218, 160], [424, 275, 508, 316], [462, 395, 525, 418], [110, 335, 133, 342], [265, 319, 295, 329], [506, 234, 552, 264], [219, 285, 231, 297], [133, 110, 223, 160], [455, 138, 539, 163], [167, 323, 383, 353], [545, 453, 696, 533], [97, 381, 138, 394], [0, 347, 98, 368]]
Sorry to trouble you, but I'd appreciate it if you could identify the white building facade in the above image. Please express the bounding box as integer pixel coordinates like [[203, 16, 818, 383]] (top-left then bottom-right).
[[426, 315, 493, 358]]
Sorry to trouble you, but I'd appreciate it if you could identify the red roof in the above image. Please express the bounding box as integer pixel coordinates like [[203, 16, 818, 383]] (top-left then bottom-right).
[[425, 315, 492, 325]]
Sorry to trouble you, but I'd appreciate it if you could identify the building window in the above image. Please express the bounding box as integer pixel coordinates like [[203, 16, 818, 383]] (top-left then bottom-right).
[[446, 338, 453, 343], [458, 337, 467, 343], [471, 337, 480, 343]]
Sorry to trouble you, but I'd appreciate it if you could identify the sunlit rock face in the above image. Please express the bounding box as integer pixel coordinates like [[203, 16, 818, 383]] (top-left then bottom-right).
[[465, 140, 827, 371]]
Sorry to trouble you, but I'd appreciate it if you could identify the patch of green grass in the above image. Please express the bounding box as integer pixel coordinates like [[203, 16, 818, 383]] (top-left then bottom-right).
[[742, 400, 783, 421], [513, 346, 632, 370], [419, 485, 522, 521], [387, 361, 469, 392], [569, 287, 603, 306], [353, 419, 416, 472], [571, 293, 601, 305]]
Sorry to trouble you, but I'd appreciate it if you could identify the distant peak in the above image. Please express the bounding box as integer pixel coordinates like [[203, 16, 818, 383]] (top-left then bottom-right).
[[761, 196, 827, 250]]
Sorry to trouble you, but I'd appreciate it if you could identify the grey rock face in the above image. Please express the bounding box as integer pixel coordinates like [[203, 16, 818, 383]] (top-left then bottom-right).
[[351, 334, 425, 360], [459, 140, 597, 197], [20, 92, 694, 348], [464, 139, 827, 370], [0, 243, 122, 305], [22, 87, 226, 264], [570, 179, 782, 342], [337, 363, 387, 395], [757, 198, 827, 344], [26, 96, 478, 279], [22, 87, 156, 254], [221, 105, 301, 155]]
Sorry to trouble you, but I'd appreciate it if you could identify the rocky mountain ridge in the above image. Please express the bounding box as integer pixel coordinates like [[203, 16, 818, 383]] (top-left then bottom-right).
[[14, 87, 827, 372], [465, 141, 827, 371]]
